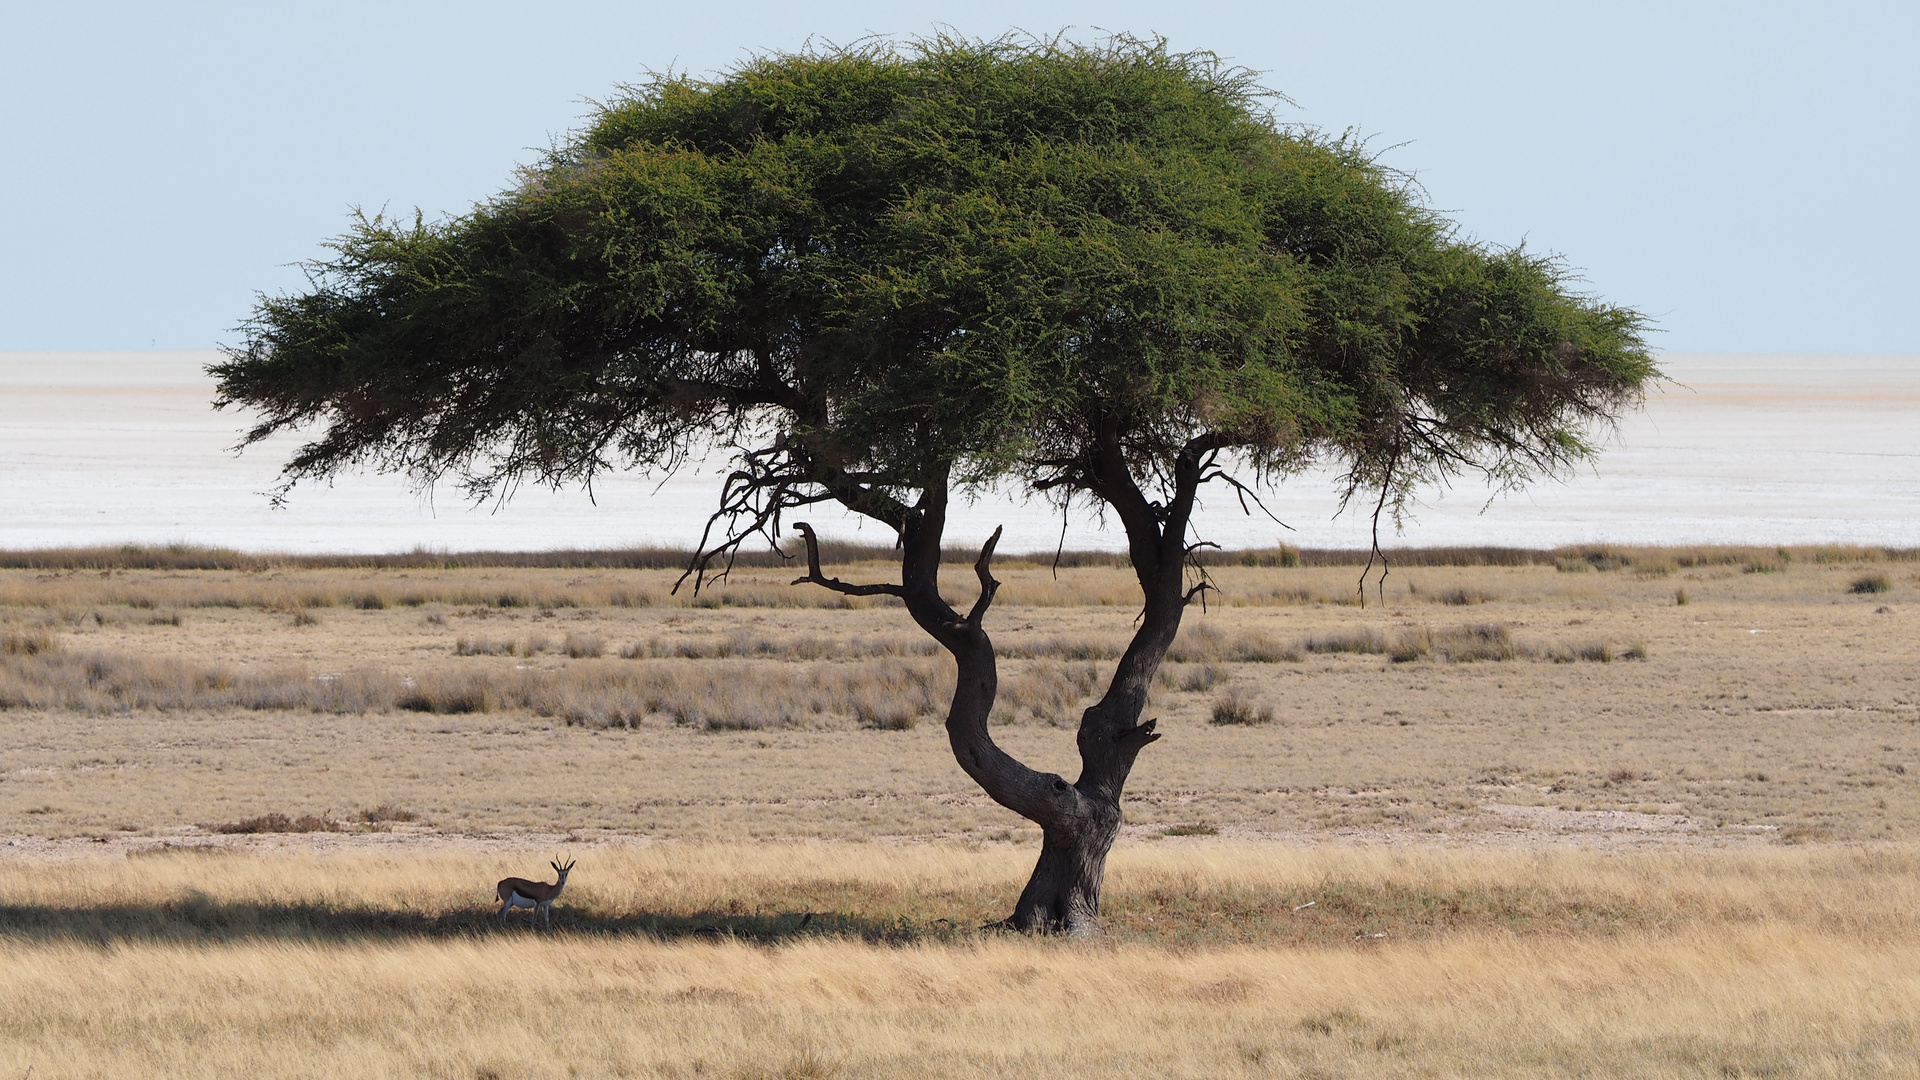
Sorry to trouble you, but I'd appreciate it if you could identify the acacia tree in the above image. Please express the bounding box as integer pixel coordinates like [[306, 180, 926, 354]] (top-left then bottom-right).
[[215, 36, 1653, 934]]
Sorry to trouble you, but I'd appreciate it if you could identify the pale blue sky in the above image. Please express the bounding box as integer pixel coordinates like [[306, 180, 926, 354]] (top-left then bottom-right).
[[3, 1, 1915, 353]]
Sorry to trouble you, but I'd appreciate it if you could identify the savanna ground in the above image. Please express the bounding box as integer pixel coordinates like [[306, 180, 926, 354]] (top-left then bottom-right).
[[2, 542, 1917, 1078]]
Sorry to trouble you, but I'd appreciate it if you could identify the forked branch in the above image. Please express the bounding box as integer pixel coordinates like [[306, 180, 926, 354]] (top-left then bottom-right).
[[789, 523, 906, 598], [967, 525, 1005, 627]]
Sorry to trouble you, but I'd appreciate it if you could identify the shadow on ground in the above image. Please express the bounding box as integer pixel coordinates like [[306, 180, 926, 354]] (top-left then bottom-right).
[[0, 900, 979, 946]]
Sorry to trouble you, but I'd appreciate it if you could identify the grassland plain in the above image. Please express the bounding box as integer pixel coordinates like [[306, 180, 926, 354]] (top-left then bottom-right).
[[2, 544, 1919, 1077]]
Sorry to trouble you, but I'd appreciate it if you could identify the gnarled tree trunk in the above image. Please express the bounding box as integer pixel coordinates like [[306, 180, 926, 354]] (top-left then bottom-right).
[[795, 433, 1213, 935]]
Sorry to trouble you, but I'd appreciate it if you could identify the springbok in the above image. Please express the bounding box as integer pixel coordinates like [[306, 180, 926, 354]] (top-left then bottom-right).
[[496, 859, 574, 929]]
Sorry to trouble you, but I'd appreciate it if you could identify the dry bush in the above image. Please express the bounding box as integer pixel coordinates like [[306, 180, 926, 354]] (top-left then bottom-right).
[[1163, 662, 1222, 693], [453, 634, 514, 656], [991, 660, 1102, 724], [1850, 573, 1892, 594], [1169, 623, 1301, 663], [997, 634, 1127, 661], [1542, 640, 1644, 664], [2, 628, 55, 656], [1437, 587, 1495, 606], [1162, 822, 1220, 835], [358, 804, 420, 824], [1304, 627, 1389, 655], [1210, 688, 1275, 725], [620, 629, 938, 661], [212, 812, 339, 834], [1391, 624, 1518, 664], [562, 632, 605, 658]]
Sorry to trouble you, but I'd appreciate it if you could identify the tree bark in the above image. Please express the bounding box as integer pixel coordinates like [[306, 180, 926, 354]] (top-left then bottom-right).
[[795, 430, 1219, 935]]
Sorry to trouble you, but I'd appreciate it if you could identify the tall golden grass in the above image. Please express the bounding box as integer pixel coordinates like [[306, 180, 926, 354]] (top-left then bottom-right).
[[2, 844, 1919, 1078]]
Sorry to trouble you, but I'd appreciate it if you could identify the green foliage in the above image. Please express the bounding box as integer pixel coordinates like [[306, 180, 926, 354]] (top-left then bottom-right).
[[215, 33, 1653, 535]]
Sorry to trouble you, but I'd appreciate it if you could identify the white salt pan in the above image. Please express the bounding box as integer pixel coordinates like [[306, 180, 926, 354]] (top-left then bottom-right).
[[1, 352, 1914, 553]]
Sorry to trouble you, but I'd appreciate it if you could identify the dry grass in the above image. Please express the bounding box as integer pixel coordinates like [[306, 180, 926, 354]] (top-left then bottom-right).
[[3, 546, 1919, 1075], [2, 550, 1918, 842], [2, 844, 1920, 1077]]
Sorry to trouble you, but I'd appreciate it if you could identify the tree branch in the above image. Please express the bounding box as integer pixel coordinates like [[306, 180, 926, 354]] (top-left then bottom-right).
[[966, 525, 1004, 627], [789, 523, 905, 598]]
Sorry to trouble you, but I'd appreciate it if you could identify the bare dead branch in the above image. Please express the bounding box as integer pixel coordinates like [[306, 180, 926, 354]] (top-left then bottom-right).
[[789, 522, 905, 598], [967, 525, 1005, 627]]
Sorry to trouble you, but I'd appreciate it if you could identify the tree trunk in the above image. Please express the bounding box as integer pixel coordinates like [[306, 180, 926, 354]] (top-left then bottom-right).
[[897, 478, 1185, 935], [795, 432, 1214, 935]]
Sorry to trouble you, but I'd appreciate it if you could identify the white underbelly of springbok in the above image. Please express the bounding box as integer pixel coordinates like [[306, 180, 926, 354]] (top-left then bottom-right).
[[506, 893, 539, 909]]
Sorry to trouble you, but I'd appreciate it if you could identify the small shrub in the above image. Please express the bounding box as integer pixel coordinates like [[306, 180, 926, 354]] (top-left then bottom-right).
[[292, 610, 321, 627], [397, 672, 495, 714], [563, 633, 605, 659], [2, 629, 56, 656], [1778, 823, 1832, 845], [1304, 628, 1387, 655], [855, 703, 919, 730], [148, 610, 184, 626], [1171, 663, 1222, 692], [352, 592, 390, 610], [1674, 588, 1689, 606], [454, 634, 512, 656], [359, 804, 420, 824], [1549, 640, 1615, 663], [518, 634, 551, 657], [214, 812, 339, 834], [1438, 587, 1493, 606], [1162, 822, 1219, 836], [1850, 574, 1892, 594], [1392, 624, 1515, 663], [1210, 689, 1274, 725]]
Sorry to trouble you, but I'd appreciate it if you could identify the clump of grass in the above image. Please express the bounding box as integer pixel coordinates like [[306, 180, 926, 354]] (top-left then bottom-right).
[[1162, 822, 1219, 836], [1849, 573, 1892, 595], [2, 628, 56, 656], [852, 699, 920, 731], [1674, 587, 1689, 606], [1164, 663, 1222, 693], [1437, 587, 1494, 606], [213, 812, 339, 834], [1304, 628, 1388, 655], [453, 634, 513, 656], [397, 671, 496, 714], [1549, 640, 1616, 664], [1392, 624, 1517, 663], [147, 610, 184, 626], [359, 804, 419, 824], [352, 593, 390, 610], [517, 633, 551, 658], [563, 633, 605, 659], [990, 660, 1102, 725], [292, 610, 321, 627], [1168, 624, 1301, 663], [1210, 689, 1274, 726]]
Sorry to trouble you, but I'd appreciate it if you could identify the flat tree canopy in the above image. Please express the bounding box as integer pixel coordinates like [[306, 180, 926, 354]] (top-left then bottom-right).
[[215, 35, 1654, 934]]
